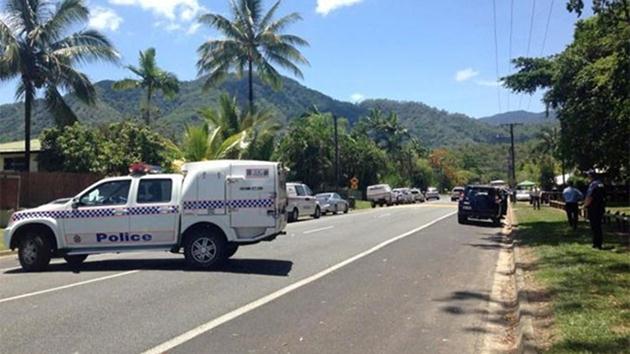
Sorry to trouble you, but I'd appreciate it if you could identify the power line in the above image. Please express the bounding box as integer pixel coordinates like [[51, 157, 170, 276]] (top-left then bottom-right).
[[492, 0, 502, 113], [507, 0, 514, 111], [519, 0, 537, 109], [528, 0, 555, 110]]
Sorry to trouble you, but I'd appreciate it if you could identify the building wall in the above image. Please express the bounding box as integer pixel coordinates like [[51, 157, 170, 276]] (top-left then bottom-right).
[[0, 153, 39, 172]]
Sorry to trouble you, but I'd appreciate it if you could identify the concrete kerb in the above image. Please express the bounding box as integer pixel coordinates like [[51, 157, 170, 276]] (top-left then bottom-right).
[[481, 204, 536, 354]]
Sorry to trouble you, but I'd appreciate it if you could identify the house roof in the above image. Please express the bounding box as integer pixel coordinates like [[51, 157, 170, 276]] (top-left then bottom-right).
[[0, 139, 41, 154]]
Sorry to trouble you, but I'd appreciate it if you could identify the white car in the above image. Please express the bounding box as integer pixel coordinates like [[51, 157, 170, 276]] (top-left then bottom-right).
[[515, 189, 531, 201], [286, 182, 321, 222], [393, 188, 415, 204], [410, 188, 426, 203], [367, 184, 394, 207], [4, 161, 288, 271], [316, 193, 349, 214], [425, 187, 440, 201]]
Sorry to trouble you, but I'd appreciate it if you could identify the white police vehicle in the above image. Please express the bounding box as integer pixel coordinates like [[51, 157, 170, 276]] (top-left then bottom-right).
[[4, 161, 288, 271]]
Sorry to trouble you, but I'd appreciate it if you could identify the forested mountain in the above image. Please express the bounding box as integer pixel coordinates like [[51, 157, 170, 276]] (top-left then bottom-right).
[[478, 110, 557, 125], [0, 75, 552, 146]]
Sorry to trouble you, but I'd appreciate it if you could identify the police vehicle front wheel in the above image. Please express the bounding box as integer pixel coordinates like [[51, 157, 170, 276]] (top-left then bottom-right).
[[184, 231, 227, 269], [18, 233, 52, 272], [313, 206, 321, 219], [64, 255, 88, 267]]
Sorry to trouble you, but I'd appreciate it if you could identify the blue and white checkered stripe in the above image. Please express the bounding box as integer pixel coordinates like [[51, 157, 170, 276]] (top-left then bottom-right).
[[183, 199, 274, 210], [10, 205, 179, 222]]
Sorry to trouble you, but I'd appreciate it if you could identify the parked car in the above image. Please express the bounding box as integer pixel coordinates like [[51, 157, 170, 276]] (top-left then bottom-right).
[[515, 188, 531, 201], [286, 182, 321, 222], [410, 188, 426, 203], [366, 184, 394, 208], [451, 186, 465, 201], [393, 188, 414, 204], [425, 187, 440, 200], [316, 193, 349, 215], [4, 161, 288, 271], [458, 185, 504, 225]]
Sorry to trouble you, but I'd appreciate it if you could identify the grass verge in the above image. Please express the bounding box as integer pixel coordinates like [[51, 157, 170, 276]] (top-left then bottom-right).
[[353, 200, 373, 210], [514, 205, 629, 353], [0, 229, 5, 251]]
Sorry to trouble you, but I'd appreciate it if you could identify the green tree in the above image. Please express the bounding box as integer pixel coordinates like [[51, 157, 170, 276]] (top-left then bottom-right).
[[113, 48, 179, 124], [503, 7, 630, 180], [0, 0, 119, 171], [197, 0, 309, 111], [38, 122, 174, 174]]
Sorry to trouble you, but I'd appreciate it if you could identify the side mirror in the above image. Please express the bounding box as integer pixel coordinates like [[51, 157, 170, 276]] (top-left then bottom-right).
[[71, 199, 79, 209]]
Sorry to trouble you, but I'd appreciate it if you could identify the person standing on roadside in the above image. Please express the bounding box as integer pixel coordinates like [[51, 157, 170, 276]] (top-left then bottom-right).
[[584, 170, 606, 249], [562, 180, 583, 230], [531, 186, 541, 210]]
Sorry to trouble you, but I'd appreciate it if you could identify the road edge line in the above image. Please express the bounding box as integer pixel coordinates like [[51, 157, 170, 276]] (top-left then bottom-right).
[[142, 211, 458, 354], [0, 270, 140, 304]]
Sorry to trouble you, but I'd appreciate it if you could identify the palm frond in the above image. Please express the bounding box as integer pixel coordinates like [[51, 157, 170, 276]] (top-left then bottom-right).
[[266, 12, 302, 33], [259, 0, 281, 30], [44, 85, 78, 126], [198, 13, 246, 41], [37, 0, 88, 43]]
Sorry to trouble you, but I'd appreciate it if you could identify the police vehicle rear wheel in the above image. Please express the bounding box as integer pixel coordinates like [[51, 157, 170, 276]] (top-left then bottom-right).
[[18, 233, 52, 272], [225, 243, 239, 259], [343, 204, 349, 214], [64, 255, 88, 267], [184, 231, 226, 268]]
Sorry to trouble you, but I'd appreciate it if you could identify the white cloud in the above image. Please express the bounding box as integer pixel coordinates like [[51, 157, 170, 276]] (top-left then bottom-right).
[[316, 0, 364, 15], [455, 68, 479, 82], [186, 22, 201, 35], [109, 0, 203, 20], [109, 0, 204, 34], [476, 79, 501, 87], [350, 93, 365, 103], [89, 7, 123, 32]]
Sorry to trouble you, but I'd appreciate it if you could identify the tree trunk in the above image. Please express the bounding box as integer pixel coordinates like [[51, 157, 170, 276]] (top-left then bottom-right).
[[248, 60, 254, 113], [24, 88, 33, 173], [145, 87, 152, 125]]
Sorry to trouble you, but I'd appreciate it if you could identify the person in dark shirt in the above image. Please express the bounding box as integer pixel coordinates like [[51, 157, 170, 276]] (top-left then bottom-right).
[[583, 170, 606, 249]]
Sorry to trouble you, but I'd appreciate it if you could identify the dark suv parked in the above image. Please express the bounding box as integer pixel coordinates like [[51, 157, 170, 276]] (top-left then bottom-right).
[[458, 185, 504, 226]]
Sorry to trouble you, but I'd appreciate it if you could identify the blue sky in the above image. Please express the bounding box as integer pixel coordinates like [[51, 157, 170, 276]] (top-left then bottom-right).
[[0, 0, 590, 118]]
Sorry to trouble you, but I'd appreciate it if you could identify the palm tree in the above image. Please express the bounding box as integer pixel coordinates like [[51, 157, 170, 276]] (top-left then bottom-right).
[[113, 48, 179, 124], [198, 93, 280, 141], [0, 0, 118, 172], [181, 123, 248, 161], [197, 0, 309, 111]]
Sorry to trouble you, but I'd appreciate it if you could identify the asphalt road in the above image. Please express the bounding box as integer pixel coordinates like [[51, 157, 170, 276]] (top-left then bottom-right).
[[0, 198, 502, 354]]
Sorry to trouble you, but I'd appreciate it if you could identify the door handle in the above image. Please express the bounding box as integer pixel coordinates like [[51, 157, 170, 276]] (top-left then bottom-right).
[[159, 206, 176, 213], [114, 208, 129, 216]]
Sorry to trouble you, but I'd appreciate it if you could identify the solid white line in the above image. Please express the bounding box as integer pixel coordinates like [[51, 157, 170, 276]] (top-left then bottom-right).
[[378, 213, 392, 218], [0, 270, 140, 304], [142, 210, 457, 354], [303, 226, 334, 234]]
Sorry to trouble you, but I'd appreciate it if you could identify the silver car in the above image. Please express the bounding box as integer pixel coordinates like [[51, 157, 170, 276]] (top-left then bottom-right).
[[316, 193, 349, 214], [425, 187, 440, 201], [410, 188, 426, 203]]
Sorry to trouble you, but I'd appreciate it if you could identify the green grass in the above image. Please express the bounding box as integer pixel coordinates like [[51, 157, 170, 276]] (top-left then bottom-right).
[[0, 229, 5, 251], [607, 206, 630, 215], [515, 206, 629, 353], [353, 200, 373, 210]]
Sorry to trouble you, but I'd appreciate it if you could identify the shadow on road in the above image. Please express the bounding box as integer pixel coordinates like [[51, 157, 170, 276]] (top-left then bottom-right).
[[4, 258, 294, 277]]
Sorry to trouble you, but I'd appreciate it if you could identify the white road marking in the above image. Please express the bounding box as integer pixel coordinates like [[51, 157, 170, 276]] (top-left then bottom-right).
[[0, 270, 140, 304], [303, 226, 334, 234], [142, 211, 457, 354], [378, 213, 392, 218]]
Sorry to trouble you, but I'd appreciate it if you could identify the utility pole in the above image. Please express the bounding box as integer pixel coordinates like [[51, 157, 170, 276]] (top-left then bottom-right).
[[501, 123, 522, 188], [333, 114, 340, 193]]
